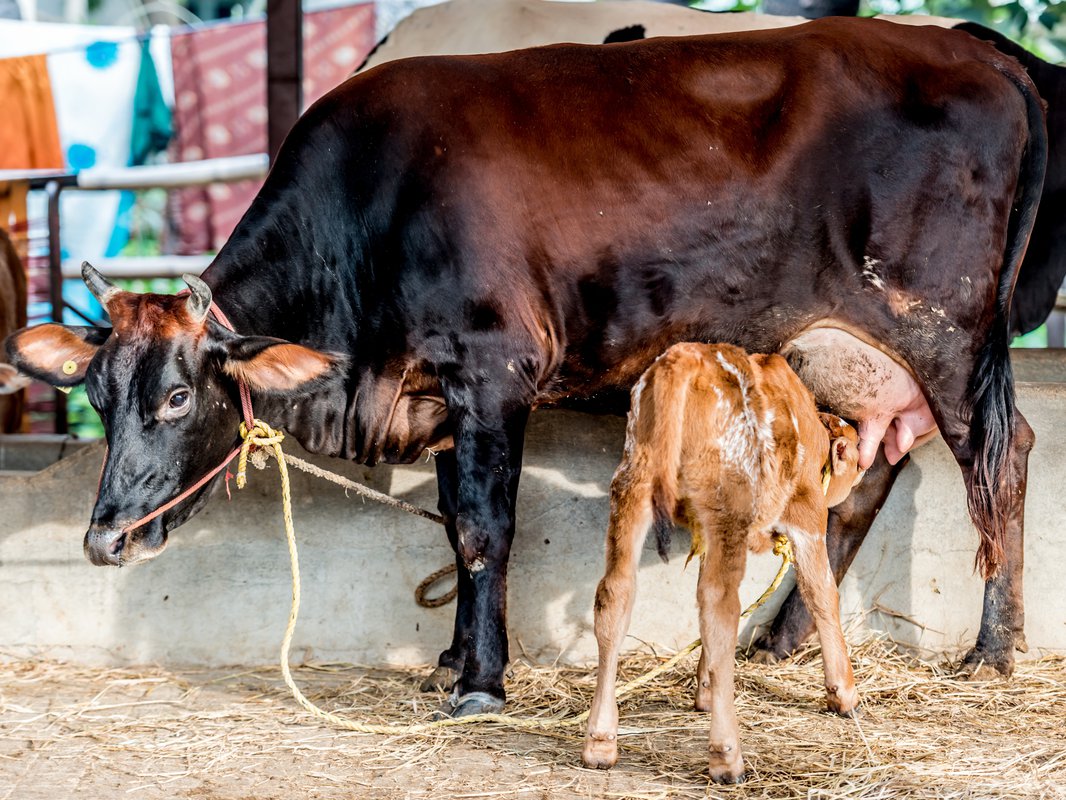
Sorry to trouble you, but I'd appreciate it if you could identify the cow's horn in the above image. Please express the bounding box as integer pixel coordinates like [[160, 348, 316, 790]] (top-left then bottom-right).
[[81, 261, 119, 306], [182, 274, 212, 323]]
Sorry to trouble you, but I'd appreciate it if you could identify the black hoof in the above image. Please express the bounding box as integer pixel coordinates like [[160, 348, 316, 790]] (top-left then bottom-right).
[[957, 646, 1014, 681], [710, 771, 747, 785], [420, 665, 459, 693], [433, 690, 505, 720]]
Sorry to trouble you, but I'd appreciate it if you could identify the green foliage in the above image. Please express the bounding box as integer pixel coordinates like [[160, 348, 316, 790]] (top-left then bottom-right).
[[863, 0, 1066, 61]]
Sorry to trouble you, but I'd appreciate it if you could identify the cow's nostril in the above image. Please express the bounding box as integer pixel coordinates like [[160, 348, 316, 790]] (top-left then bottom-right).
[[109, 532, 127, 556]]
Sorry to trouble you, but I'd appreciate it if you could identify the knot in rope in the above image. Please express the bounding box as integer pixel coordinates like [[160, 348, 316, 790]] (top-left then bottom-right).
[[771, 531, 794, 565], [237, 419, 286, 489]]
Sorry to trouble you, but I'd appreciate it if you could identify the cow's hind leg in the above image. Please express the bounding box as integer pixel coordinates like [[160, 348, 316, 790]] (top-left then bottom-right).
[[421, 449, 474, 693], [958, 411, 1034, 679], [749, 450, 908, 662], [583, 467, 654, 769], [693, 516, 748, 784]]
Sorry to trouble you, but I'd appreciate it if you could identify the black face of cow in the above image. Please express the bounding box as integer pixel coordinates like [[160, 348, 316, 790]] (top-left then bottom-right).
[[4, 264, 345, 567]]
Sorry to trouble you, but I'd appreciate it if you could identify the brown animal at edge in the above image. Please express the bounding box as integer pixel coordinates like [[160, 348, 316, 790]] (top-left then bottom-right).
[[0, 228, 29, 431], [582, 343, 863, 783]]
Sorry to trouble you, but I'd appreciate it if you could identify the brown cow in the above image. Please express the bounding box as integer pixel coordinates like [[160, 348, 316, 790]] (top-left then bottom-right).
[[583, 343, 863, 782], [0, 228, 28, 431]]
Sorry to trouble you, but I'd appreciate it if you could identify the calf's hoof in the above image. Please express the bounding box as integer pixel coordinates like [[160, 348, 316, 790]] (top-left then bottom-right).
[[433, 690, 505, 720], [708, 748, 745, 784], [420, 665, 460, 693], [582, 733, 619, 769], [826, 685, 859, 717]]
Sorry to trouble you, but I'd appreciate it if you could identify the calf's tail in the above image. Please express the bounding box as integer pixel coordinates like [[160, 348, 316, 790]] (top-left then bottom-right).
[[629, 350, 699, 563]]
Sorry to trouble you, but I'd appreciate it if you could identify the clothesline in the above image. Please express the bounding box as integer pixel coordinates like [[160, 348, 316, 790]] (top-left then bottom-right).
[[0, 1, 372, 61]]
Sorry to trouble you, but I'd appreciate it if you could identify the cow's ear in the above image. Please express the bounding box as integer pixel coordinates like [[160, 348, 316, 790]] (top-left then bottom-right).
[[4, 324, 110, 386], [222, 335, 346, 394]]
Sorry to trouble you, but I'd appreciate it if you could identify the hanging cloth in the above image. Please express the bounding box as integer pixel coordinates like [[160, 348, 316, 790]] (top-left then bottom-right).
[[129, 37, 172, 167], [0, 54, 63, 170]]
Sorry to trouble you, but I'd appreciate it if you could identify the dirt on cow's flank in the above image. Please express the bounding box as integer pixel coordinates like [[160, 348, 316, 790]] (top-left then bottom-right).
[[1, 638, 1064, 800]]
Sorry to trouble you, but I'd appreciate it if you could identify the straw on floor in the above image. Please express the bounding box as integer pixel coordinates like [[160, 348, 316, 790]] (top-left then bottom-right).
[[1, 637, 1063, 799]]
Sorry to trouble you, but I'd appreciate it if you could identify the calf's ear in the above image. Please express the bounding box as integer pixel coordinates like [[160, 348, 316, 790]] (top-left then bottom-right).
[[829, 435, 858, 476], [222, 335, 347, 395], [4, 324, 111, 386]]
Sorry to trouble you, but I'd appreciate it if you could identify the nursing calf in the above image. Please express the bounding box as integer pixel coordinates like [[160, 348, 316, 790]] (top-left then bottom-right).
[[583, 343, 863, 782]]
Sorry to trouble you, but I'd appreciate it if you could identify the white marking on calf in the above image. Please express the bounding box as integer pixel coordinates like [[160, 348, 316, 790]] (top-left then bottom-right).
[[776, 524, 834, 585], [715, 352, 762, 485], [624, 372, 649, 459]]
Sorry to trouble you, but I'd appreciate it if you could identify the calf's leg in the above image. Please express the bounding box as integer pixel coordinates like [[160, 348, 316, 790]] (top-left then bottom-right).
[[751, 450, 906, 662], [583, 468, 654, 769], [693, 519, 748, 784], [781, 518, 858, 715]]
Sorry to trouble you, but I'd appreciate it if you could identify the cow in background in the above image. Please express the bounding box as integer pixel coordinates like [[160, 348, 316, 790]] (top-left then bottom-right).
[[583, 343, 864, 782], [0, 228, 28, 431]]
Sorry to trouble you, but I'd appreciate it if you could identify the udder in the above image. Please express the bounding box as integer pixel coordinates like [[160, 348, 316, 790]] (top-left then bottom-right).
[[782, 327, 937, 469]]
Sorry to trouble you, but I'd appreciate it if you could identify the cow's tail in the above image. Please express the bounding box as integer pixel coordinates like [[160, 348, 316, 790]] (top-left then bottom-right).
[[627, 353, 693, 564], [967, 60, 1047, 579]]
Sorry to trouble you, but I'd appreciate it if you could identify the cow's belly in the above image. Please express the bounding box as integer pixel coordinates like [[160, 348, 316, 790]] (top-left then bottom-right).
[[782, 327, 938, 469]]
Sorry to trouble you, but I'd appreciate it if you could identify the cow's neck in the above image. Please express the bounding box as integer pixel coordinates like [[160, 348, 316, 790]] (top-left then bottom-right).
[[197, 187, 386, 460], [200, 183, 363, 345]]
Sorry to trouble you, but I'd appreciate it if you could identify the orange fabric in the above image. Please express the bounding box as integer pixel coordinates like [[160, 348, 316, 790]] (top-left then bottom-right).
[[0, 54, 63, 170], [0, 180, 29, 262]]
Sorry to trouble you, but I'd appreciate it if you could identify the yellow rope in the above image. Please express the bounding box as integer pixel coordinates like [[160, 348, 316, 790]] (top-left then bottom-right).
[[236, 420, 795, 735]]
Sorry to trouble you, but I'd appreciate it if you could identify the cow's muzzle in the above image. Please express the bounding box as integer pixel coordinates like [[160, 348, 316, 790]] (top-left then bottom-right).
[[84, 522, 167, 567]]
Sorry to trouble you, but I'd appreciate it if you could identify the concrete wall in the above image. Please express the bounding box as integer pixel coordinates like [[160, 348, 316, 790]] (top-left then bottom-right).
[[1, 351, 1063, 667]]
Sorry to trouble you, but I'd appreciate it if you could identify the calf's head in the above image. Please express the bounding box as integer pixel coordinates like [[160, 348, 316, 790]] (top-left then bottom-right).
[[4, 263, 345, 567], [819, 412, 864, 507]]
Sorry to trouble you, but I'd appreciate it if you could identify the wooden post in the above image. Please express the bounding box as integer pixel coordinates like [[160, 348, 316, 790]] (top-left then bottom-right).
[[267, 0, 303, 164]]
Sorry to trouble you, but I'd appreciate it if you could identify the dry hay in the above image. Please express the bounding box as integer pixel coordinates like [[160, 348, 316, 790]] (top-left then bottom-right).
[[1, 636, 1064, 799]]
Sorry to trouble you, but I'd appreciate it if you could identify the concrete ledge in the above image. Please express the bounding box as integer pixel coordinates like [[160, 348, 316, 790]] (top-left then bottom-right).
[[1, 352, 1063, 667]]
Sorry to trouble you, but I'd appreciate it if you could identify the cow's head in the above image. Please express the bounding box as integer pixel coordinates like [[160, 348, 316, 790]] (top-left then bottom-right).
[[4, 263, 345, 567], [818, 412, 864, 508]]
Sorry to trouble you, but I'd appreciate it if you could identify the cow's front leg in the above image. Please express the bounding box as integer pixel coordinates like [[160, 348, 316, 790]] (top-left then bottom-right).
[[421, 449, 475, 693], [958, 412, 1033, 679], [434, 376, 532, 717], [749, 450, 907, 662]]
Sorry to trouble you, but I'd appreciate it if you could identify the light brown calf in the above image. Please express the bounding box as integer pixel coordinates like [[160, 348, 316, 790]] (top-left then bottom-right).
[[582, 342, 864, 783]]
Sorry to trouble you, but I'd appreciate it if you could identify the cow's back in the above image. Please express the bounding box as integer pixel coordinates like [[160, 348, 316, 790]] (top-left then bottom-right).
[[323, 18, 1032, 393]]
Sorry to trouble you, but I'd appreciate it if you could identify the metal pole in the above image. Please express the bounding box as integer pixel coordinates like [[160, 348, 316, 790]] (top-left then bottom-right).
[[267, 0, 303, 164], [45, 180, 67, 434]]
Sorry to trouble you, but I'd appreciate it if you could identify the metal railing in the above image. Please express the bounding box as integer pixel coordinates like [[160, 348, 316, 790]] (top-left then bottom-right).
[[8, 154, 269, 432]]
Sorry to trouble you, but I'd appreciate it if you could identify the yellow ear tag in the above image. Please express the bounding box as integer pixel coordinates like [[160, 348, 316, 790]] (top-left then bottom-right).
[[54, 385, 72, 394], [62, 360, 77, 376], [821, 461, 832, 496]]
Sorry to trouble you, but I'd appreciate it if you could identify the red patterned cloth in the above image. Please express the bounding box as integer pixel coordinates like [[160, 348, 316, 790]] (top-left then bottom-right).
[[169, 4, 375, 254]]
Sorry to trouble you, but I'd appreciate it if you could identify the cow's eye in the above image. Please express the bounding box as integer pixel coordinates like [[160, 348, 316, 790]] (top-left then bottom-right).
[[163, 389, 192, 419]]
